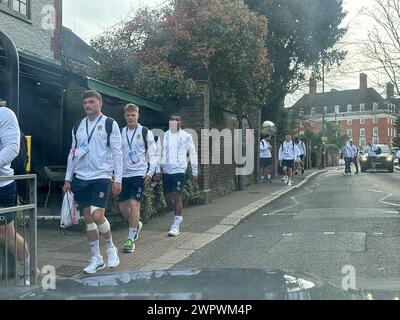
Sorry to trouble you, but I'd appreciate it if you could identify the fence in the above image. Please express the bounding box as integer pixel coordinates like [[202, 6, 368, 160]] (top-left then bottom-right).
[[0, 174, 37, 287]]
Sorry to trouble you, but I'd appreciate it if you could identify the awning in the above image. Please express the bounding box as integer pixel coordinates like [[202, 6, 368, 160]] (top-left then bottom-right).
[[86, 77, 163, 112]]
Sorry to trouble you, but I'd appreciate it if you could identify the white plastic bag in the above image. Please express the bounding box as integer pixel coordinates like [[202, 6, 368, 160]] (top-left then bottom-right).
[[60, 191, 80, 228]]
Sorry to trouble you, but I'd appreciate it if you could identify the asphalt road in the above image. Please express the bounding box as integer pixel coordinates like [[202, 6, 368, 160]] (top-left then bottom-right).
[[176, 168, 400, 289]]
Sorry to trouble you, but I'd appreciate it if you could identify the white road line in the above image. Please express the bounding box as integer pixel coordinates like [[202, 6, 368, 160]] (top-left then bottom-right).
[[324, 232, 335, 235], [282, 233, 292, 236]]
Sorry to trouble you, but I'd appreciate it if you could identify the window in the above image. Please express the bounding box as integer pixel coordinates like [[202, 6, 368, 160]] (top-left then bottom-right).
[[373, 137, 379, 144], [388, 128, 390, 137], [324, 106, 328, 114], [0, 0, 30, 19], [360, 128, 365, 137], [311, 107, 315, 116], [373, 102, 378, 111], [392, 128, 395, 137], [373, 116, 378, 124], [359, 138, 366, 146], [347, 119, 352, 125], [360, 118, 365, 124], [335, 105, 340, 114], [360, 103, 365, 112], [347, 129, 352, 138], [373, 127, 378, 137], [299, 109, 304, 117], [347, 104, 352, 113]]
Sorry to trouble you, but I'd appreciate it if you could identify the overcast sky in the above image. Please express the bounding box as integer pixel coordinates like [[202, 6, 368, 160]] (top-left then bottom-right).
[[63, 0, 386, 106]]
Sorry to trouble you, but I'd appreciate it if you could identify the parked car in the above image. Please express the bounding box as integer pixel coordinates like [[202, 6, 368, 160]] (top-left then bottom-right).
[[359, 144, 394, 172]]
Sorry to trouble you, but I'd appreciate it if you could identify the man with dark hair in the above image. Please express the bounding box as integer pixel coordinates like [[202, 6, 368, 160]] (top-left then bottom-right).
[[157, 114, 198, 237], [62, 90, 123, 274]]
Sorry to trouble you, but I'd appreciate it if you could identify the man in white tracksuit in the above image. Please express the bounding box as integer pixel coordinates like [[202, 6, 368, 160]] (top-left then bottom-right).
[[62, 90, 123, 274], [118, 103, 158, 253], [278, 133, 301, 187], [158, 113, 198, 237], [0, 100, 31, 285]]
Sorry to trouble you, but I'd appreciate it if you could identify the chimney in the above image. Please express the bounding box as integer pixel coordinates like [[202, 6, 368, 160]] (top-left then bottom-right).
[[387, 82, 395, 99], [309, 79, 317, 95], [360, 73, 368, 91]]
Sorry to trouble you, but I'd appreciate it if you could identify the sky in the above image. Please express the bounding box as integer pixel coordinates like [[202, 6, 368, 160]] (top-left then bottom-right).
[[62, 0, 386, 107]]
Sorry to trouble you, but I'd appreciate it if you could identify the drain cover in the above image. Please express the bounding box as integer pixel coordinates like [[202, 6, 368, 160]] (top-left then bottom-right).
[[56, 265, 82, 277]]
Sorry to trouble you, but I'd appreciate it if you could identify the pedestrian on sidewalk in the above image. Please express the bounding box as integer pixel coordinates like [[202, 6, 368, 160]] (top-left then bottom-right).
[[259, 136, 273, 183], [0, 100, 31, 285], [396, 149, 400, 167], [62, 90, 123, 274], [294, 137, 306, 175], [118, 104, 158, 253], [350, 141, 359, 174], [157, 113, 198, 237], [367, 142, 378, 172], [278, 132, 300, 187], [341, 142, 353, 176]]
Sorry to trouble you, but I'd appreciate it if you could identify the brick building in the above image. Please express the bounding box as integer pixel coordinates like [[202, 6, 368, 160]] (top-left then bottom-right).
[[289, 74, 399, 148]]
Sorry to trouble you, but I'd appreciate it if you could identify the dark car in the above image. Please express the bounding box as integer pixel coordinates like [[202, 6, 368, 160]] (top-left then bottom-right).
[[359, 144, 394, 173]]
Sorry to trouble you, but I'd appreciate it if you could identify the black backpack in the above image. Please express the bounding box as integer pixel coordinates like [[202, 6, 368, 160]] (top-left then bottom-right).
[[11, 132, 29, 175], [376, 146, 382, 155], [73, 117, 114, 150]]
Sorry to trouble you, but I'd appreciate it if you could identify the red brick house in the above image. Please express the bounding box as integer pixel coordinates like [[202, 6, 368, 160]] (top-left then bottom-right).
[[289, 74, 399, 148]]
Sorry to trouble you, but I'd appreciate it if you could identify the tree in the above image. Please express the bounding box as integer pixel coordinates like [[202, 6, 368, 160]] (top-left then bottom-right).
[[364, 0, 400, 96], [91, 0, 272, 117], [244, 0, 347, 136]]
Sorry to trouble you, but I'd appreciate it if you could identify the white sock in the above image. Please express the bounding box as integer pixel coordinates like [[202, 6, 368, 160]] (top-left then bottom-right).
[[128, 227, 137, 241], [104, 237, 115, 250], [173, 216, 183, 227], [267, 175, 271, 179], [89, 240, 101, 258]]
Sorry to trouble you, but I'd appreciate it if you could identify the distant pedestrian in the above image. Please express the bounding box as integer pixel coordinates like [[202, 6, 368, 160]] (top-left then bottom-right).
[[367, 142, 378, 171], [278, 133, 301, 187], [294, 137, 306, 175], [342, 142, 353, 176], [396, 149, 400, 167], [259, 136, 273, 183], [350, 141, 359, 174]]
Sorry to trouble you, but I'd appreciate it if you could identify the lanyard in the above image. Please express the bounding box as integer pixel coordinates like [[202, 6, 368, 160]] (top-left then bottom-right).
[[126, 125, 139, 151], [86, 115, 103, 144]]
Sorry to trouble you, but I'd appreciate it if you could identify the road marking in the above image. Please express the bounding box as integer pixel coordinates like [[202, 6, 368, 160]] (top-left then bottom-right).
[[384, 211, 398, 214], [367, 189, 400, 207], [373, 232, 383, 235], [282, 233, 292, 236], [323, 232, 335, 235]]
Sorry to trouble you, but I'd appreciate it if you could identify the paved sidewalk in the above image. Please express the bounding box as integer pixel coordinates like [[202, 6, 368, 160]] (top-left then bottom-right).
[[36, 169, 325, 279]]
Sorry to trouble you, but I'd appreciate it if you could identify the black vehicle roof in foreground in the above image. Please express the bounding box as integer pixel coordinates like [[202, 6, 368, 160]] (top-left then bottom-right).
[[2, 268, 400, 300]]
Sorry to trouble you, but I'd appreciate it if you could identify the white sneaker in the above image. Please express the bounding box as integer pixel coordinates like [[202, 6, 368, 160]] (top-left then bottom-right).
[[168, 225, 180, 237], [133, 221, 143, 242], [284, 176, 289, 184], [288, 180, 293, 186], [84, 256, 106, 274], [106, 247, 120, 268]]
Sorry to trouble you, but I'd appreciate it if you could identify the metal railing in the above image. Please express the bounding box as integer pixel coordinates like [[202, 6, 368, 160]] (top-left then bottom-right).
[[0, 174, 37, 287]]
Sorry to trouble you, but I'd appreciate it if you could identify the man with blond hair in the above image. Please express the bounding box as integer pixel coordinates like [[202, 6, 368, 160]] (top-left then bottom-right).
[[118, 104, 158, 253]]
